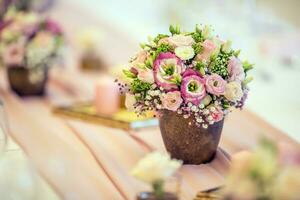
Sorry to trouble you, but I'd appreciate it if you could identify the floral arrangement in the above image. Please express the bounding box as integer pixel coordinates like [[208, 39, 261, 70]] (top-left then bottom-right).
[[119, 24, 253, 128], [0, 8, 64, 69], [223, 139, 300, 200], [131, 151, 182, 199]]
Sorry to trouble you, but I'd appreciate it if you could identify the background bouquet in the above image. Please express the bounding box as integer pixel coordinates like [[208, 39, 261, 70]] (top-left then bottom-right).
[[120, 24, 253, 128], [0, 7, 64, 70]]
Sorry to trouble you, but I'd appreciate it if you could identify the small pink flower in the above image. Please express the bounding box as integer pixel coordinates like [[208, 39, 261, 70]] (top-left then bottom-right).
[[210, 107, 224, 122], [206, 74, 226, 96], [3, 43, 24, 66], [154, 52, 184, 90], [161, 91, 183, 111], [228, 56, 245, 82], [196, 39, 216, 62], [181, 71, 206, 105]]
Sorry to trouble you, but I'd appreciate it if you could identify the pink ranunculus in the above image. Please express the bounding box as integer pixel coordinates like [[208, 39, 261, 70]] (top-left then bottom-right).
[[210, 107, 224, 122], [205, 74, 226, 96], [181, 72, 206, 105], [196, 39, 216, 62], [228, 56, 245, 82], [153, 52, 184, 90], [161, 91, 183, 111], [3, 43, 25, 66]]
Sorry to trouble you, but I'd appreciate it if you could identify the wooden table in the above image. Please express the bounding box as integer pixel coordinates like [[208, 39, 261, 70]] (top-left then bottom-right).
[[0, 66, 298, 200]]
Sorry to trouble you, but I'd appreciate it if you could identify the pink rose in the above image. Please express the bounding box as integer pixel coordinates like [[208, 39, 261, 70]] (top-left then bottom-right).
[[161, 91, 183, 111], [132, 50, 149, 66], [228, 57, 245, 82], [205, 74, 226, 96], [210, 107, 224, 122], [196, 39, 216, 62], [137, 68, 154, 83], [3, 43, 24, 66], [153, 52, 184, 90], [181, 71, 206, 105]]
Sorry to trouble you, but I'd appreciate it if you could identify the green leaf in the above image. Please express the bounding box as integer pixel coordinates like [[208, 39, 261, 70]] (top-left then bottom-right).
[[195, 62, 206, 76], [242, 76, 253, 86], [233, 49, 241, 57], [192, 43, 203, 54], [223, 102, 230, 109], [243, 60, 254, 72], [123, 69, 137, 79], [131, 79, 151, 93], [156, 43, 172, 54]]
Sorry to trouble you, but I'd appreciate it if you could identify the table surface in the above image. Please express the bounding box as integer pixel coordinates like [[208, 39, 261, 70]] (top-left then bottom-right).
[[0, 2, 299, 199]]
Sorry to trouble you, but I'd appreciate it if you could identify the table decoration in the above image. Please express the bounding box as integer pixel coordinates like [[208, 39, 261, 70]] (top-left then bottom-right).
[[118, 24, 253, 164], [95, 75, 120, 115], [131, 151, 182, 200], [222, 138, 300, 200], [53, 103, 158, 130], [76, 27, 107, 71], [0, 8, 64, 96]]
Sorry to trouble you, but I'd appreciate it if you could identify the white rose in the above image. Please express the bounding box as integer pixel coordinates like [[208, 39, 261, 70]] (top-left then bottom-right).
[[168, 35, 195, 47], [224, 82, 243, 102], [125, 93, 136, 111], [131, 151, 182, 184], [175, 46, 195, 60]]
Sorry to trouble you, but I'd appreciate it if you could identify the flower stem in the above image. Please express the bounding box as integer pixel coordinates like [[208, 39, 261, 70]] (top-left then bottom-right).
[[152, 180, 164, 200]]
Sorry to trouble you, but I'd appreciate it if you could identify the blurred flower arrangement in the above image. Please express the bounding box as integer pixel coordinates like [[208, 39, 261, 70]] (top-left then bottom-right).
[[0, 7, 64, 69], [119, 24, 253, 128], [0, 8, 64, 96], [131, 151, 182, 200], [223, 139, 300, 200]]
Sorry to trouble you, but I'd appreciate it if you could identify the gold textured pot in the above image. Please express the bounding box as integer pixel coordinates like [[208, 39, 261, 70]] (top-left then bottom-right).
[[159, 110, 224, 165]]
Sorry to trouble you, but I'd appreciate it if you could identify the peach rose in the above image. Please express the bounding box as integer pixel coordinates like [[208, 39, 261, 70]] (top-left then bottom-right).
[[161, 91, 183, 111]]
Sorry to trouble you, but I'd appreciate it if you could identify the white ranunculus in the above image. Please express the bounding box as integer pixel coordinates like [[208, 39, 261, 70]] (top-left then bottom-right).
[[125, 93, 137, 111], [175, 46, 195, 60], [131, 152, 182, 184], [224, 82, 243, 102], [168, 35, 195, 47]]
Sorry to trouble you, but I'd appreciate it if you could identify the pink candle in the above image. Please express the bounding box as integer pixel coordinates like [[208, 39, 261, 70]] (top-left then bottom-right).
[[94, 75, 120, 116]]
